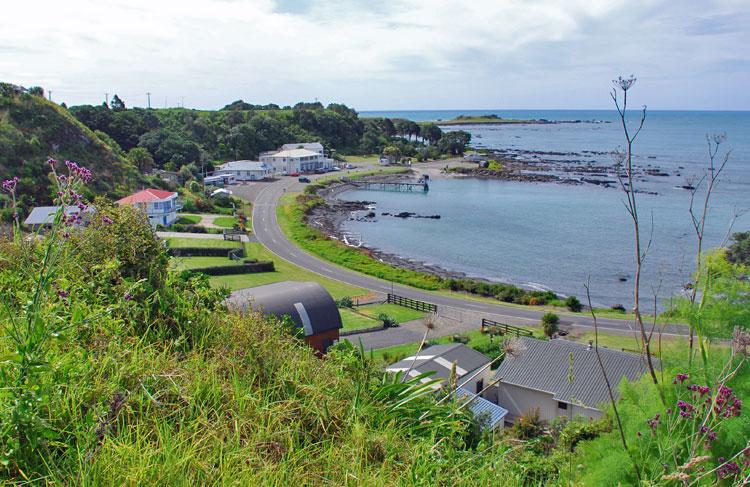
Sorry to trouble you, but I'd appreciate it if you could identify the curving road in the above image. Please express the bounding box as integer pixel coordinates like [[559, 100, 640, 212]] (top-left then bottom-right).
[[249, 173, 688, 343]]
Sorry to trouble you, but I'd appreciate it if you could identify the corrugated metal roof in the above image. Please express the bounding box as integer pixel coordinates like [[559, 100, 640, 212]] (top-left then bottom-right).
[[23, 205, 94, 225], [386, 343, 491, 385], [455, 387, 508, 430], [494, 337, 655, 410], [218, 160, 272, 171], [226, 281, 342, 336]]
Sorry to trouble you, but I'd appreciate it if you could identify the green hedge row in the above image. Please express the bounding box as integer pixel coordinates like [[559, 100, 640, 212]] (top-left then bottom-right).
[[189, 261, 275, 276]]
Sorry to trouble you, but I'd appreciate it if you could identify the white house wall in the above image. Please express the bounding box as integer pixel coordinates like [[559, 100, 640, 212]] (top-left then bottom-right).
[[494, 382, 603, 423]]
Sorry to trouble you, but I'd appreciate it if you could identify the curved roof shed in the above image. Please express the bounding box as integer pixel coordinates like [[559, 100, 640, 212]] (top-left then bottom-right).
[[228, 281, 342, 337]]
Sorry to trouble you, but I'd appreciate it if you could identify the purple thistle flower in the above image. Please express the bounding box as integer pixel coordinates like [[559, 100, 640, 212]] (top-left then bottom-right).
[[47, 157, 57, 166], [2, 176, 19, 192], [124, 292, 134, 301], [57, 289, 69, 299], [102, 215, 113, 225], [673, 373, 689, 384]]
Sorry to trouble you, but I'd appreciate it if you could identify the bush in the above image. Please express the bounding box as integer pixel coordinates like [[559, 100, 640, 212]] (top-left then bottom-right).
[[451, 334, 469, 344], [611, 304, 626, 313], [565, 295, 583, 312], [541, 312, 560, 337], [514, 408, 546, 439], [377, 313, 396, 327], [337, 296, 353, 308]]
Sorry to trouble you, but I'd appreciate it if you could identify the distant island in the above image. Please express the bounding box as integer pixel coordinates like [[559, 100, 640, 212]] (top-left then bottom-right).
[[436, 114, 606, 125]]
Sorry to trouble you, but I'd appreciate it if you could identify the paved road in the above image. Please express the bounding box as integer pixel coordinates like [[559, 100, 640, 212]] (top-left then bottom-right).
[[248, 172, 689, 345]]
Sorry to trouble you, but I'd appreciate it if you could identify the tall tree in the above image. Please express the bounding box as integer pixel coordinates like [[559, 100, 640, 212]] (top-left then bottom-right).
[[110, 94, 126, 111]]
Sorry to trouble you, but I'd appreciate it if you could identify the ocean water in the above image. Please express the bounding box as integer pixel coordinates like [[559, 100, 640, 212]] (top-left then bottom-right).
[[344, 110, 750, 307]]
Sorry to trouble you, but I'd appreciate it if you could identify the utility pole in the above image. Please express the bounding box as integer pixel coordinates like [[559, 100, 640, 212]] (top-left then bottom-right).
[[105, 92, 109, 105], [146, 92, 151, 109], [48, 90, 52, 102], [179, 96, 185, 108]]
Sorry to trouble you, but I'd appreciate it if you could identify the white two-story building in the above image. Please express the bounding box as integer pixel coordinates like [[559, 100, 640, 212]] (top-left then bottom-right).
[[116, 188, 182, 228], [260, 143, 333, 174]]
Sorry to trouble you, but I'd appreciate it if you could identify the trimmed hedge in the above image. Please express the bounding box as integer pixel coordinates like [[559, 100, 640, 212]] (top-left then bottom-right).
[[168, 247, 240, 257], [189, 261, 275, 276]]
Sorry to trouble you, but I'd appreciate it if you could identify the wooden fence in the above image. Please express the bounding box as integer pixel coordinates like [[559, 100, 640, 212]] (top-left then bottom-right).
[[386, 293, 437, 313], [480, 318, 533, 337]]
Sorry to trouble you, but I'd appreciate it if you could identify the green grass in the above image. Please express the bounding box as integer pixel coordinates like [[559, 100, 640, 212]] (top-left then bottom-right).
[[277, 192, 444, 290], [212, 216, 238, 228], [339, 308, 381, 331], [165, 237, 241, 249], [342, 154, 379, 163], [356, 303, 425, 323], [175, 214, 201, 225], [209, 242, 368, 300], [171, 256, 242, 270]]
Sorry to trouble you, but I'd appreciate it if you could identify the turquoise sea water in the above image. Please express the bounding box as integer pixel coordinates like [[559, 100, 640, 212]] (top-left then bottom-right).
[[345, 110, 749, 307]]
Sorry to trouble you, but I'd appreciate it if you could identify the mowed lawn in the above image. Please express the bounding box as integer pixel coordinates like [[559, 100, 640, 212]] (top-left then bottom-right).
[[165, 237, 241, 249], [209, 242, 369, 300], [213, 216, 238, 228], [171, 256, 242, 270], [339, 308, 381, 331], [356, 303, 425, 323]]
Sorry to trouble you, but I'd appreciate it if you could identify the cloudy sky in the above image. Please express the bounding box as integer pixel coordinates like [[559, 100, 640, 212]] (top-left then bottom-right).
[[1, 0, 748, 110]]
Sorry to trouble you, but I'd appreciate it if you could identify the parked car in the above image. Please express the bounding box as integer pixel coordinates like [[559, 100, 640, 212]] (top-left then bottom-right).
[[332, 166, 341, 171], [298, 176, 311, 183], [289, 172, 300, 177], [344, 163, 354, 169]]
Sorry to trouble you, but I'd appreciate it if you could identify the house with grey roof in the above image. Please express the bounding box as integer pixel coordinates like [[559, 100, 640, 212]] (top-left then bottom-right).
[[492, 337, 654, 424], [23, 205, 95, 230], [385, 343, 506, 429], [227, 281, 342, 354], [385, 343, 494, 397]]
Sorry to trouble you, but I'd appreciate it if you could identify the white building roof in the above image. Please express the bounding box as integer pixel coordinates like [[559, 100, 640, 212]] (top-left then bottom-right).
[[266, 149, 320, 159], [280, 142, 323, 152], [218, 160, 272, 171]]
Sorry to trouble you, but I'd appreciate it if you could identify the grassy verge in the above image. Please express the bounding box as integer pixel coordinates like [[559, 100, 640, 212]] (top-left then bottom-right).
[[356, 303, 425, 323], [277, 192, 444, 290], [342, 154, 379, 163], [213, 216, 238, 228], [339, 308, 381, 331], [165, 237, 241, 249], [175, 214, 201, 225], [209, 242, 368, 300]]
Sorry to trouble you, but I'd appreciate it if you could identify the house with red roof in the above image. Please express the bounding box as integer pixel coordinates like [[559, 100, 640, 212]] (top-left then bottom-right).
[[116, 189, 182, 228]]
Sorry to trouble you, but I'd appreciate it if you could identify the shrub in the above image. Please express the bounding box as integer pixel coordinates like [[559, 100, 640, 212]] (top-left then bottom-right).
[[541, 312, 560, 337], [378, 313, 396, 327], [337, 296, 354, 308], [565, 295, 583, 312], [611, 304, 626, 313], [514, 408, 546, 439], [451, 334, 469, 344]]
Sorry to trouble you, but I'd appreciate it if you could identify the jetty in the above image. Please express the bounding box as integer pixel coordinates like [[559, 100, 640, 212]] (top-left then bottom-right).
[[349, 179, 428, 193]]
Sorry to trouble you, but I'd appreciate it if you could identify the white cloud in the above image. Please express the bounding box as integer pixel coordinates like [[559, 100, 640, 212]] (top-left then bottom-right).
[[0, 0, 748, 109]]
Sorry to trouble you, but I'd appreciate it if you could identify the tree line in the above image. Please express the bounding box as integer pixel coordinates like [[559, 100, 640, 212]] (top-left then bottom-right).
[[68, 95, 471, 174]]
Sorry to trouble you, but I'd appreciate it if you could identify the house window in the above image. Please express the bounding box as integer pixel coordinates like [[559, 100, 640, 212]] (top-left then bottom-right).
[[476, 379, 484, 394], [558, 401, 568, 410]]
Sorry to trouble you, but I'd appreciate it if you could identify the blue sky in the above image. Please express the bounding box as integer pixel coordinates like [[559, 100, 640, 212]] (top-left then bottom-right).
[[1, 0, 748, 110]]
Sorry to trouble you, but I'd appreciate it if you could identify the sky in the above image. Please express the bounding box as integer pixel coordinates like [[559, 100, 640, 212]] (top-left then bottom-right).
[[1, 0, 749, 111]]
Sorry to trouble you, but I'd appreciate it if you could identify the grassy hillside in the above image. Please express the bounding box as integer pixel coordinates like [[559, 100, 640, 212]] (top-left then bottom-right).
[[0, 83, 137, 213]]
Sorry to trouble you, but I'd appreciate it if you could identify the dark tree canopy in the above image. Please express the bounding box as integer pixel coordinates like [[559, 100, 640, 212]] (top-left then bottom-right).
[[727, 231, 750, 266]]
